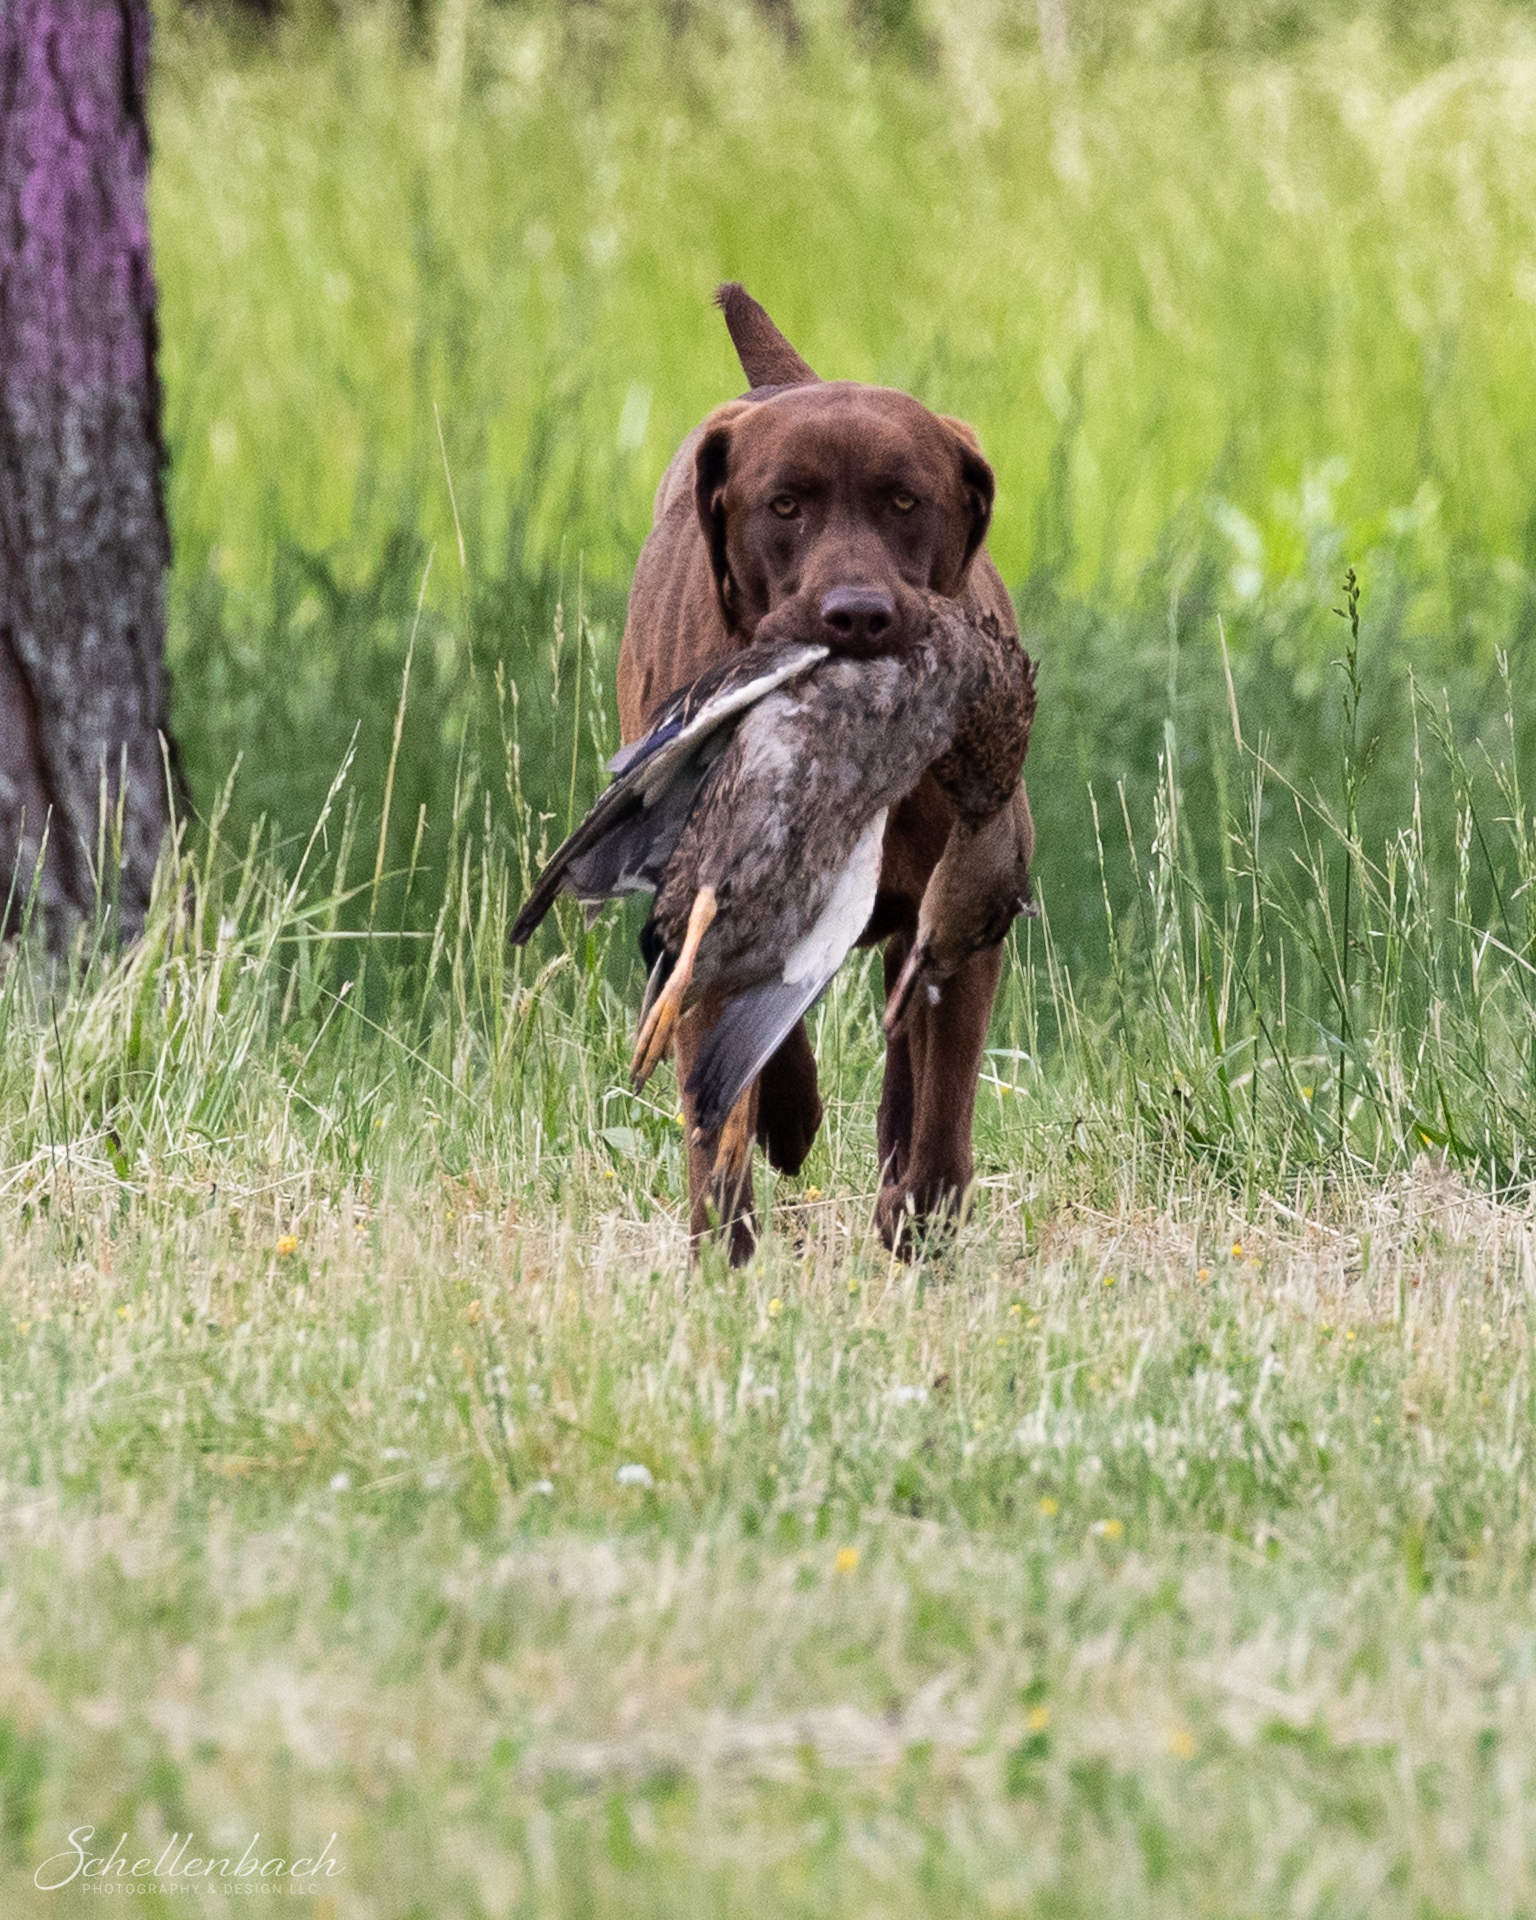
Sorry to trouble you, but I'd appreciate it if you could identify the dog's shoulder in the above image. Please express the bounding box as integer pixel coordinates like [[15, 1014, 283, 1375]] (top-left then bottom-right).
[[958, 552, 1019, 641], [651, 424, 705, 527]]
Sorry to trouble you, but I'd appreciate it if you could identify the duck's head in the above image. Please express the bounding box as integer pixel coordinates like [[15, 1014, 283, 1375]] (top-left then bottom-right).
[[691, 383, 995, 659], [883, 793, 1037, 1036]]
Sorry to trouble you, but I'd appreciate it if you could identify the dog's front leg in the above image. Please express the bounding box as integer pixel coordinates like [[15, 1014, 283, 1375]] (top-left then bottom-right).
[[875, 939, 1004, 1251]]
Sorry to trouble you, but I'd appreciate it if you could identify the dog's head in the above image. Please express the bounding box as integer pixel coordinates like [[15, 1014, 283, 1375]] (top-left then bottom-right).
[[693, 382, 995, 655]]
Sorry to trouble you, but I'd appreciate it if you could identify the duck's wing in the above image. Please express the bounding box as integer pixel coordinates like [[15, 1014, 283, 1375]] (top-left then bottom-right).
[[686, 808, 888, 1137], [510, 642, 828, 946]]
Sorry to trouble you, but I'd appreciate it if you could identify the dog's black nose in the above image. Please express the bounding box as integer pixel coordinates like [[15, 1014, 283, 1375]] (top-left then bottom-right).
[[819, 586, 895, 648]]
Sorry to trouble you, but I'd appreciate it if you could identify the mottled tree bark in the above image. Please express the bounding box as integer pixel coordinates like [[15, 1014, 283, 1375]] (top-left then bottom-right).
[[0, 0, 175, 941]]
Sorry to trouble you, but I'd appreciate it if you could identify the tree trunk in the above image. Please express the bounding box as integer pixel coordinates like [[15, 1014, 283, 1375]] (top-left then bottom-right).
[[0, 0, 175, 943]]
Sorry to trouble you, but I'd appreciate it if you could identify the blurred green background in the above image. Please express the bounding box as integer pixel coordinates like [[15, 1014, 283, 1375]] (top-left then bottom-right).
[[153, 0, 1536, 979]]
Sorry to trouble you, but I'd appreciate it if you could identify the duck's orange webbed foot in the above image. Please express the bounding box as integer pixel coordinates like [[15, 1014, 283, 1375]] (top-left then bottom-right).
[[630, 887, 717, 1088]]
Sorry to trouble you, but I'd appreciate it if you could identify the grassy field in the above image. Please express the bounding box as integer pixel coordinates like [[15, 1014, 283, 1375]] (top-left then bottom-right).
[[4, 0, 1536, 1911], [154, 0, 1536, 969], [0, 745, 1533, 1918]]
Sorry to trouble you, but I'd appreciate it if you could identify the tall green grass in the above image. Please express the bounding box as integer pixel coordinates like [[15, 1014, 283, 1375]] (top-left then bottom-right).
[[152, 0, 1536, 977], [11, 553, 1534, 1260], [2, 567, 1535, 1912]]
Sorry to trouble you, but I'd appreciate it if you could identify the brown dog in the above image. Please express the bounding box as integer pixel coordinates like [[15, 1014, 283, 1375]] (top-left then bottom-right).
[[617, 285, 1030, 1259]]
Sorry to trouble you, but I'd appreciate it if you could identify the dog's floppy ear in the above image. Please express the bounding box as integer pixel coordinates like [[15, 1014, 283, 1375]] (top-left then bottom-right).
[[694, 401, 752, 629], [940, 415, 996, 582]]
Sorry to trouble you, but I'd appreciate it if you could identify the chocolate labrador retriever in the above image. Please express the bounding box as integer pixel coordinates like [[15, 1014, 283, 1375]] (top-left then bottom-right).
[[617, 285, 1028, 1259]]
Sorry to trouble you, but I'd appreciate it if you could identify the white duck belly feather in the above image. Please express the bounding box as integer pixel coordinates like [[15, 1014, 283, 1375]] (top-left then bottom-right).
[[782, 808, 888, 988]]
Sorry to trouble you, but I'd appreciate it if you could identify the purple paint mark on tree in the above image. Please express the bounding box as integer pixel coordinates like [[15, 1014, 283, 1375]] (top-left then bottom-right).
[[7, 0, 156, 396], [0, 0, 176, 939]]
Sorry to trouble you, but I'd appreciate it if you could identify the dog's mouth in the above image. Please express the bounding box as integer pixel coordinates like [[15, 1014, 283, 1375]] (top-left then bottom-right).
[[750, 595, 916, 660], [821, 628, 914, 661]]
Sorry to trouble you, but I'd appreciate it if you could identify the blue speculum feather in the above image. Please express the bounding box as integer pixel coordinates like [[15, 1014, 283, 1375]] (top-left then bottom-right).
[[607, 717, 682, 777]]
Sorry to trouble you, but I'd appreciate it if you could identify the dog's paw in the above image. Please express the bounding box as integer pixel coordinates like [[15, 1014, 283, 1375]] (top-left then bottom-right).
[[874, 1178, 965, 1255]]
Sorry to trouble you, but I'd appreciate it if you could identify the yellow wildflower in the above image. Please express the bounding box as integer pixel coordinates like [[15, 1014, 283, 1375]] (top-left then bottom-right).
[[277, 1235, 299, 1257], [835, 1547, 860, 1575], [1037, 1496, 1059, 1517]]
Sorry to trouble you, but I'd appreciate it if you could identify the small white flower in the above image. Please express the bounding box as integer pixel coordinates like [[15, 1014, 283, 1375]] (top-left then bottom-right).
[[380, 1447, 409, 1462], [889, 1385, 928, 1406], [329, 1472, 351, 1492], [616, 1462, 654, 1489], [530, 1479, 555, 1496]]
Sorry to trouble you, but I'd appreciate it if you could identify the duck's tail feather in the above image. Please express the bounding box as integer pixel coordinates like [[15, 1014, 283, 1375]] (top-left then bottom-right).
[[687, 973, 830, 1138]]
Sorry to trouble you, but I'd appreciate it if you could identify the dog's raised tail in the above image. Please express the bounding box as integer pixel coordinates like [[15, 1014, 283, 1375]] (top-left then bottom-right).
[[714, 283, 820, 389]]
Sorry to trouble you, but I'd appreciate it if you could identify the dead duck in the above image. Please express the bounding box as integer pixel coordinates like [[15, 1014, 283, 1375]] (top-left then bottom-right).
[[883, 650, 1040, 1035], [512, 591, 1035, 1210], [509, 640, 829, 942]]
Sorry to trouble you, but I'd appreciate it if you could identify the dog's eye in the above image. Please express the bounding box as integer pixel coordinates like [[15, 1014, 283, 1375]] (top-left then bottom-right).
[[769, 495, 798, 518], [891, 491, 917, 513]]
